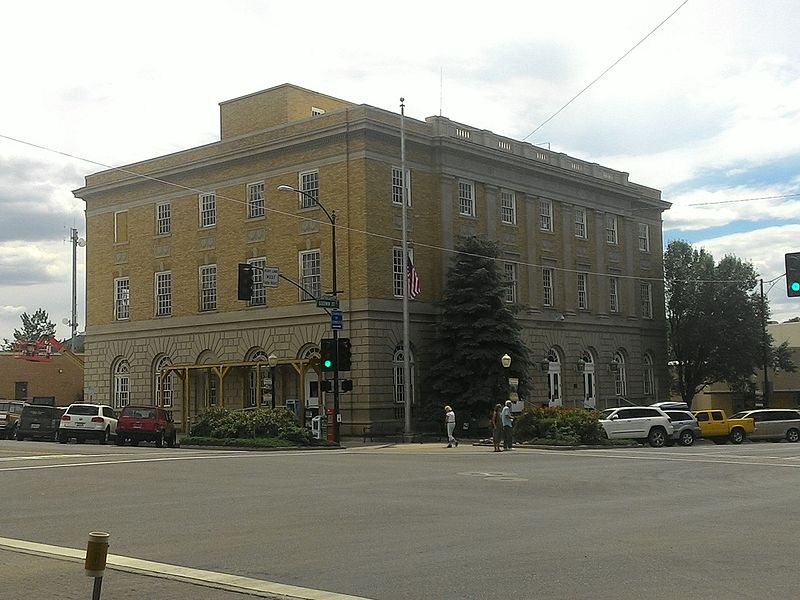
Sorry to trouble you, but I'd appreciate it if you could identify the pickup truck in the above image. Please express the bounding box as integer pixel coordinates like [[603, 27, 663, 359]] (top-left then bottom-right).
[[693, 410, 755, 444]]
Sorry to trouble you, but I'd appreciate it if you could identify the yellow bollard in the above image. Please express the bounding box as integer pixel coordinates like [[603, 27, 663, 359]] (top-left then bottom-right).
[[84, 531, 110, 577]]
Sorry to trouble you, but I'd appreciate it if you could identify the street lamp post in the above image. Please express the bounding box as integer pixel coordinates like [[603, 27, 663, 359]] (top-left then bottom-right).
[[268, 353, 278, 409], [277, 185, 340, 442]]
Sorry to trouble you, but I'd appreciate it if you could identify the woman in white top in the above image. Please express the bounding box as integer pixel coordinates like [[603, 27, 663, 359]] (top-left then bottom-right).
[[444, 405, 458, 448]]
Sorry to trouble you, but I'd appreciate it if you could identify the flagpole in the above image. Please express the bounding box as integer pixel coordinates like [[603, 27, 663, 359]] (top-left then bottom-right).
[[400, 98, 412, 439]]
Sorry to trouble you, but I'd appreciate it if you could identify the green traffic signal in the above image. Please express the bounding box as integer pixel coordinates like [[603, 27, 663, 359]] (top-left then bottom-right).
[[787, 252, 800, 298], [792, 281, 800, 293], [323, 358, 333, 369]]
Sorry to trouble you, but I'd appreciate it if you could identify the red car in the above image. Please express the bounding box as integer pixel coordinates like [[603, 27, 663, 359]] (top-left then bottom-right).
[[116, 405, 177, 447]]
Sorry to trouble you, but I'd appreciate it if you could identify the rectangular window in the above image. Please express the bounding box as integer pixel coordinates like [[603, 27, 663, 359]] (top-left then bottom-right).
[[458, 181, 475, 216], [114, 277, 130, 321], [199, 265, 217, 312], [114, 211, 128, 243], [392, 167, 403, 205], [542, 268, 554, 307], [540, 199, 553, 232], [199, 193, 216, 228], [299, 250, 321, 301], [155, 271, 172, 317], [248, 257, 267, 306], [299, 170, 319, 208], [392, 247, 404, 297], [638, 223, 650, 252], [640, 281, 653, 319], [606, 215, 618, 244], [504, 263, 517, 303], [156, 202, 171, 236], [609, 277, 619, 313], [575, 208, 586, 239], [247, 182, 265, 219], [500, 190, 516, 225], [577, 273, 588, 310]]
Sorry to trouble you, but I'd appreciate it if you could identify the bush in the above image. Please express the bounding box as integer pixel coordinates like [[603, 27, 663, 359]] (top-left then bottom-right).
[[514, 406, 605, 445], [190, 406, 311, 444]]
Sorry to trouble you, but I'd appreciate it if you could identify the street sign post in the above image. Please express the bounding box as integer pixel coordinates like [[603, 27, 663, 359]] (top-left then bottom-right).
[[262, 266, 280, 288], [331, 309, 343, 330], [317, 295, 340, 309]]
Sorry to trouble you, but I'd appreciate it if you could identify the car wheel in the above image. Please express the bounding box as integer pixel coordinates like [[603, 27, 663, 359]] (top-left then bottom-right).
[[58, 431, 68, 444], [679, 430, 695, 446], [99, 428, 110, 445], [76, 437, 85, 444], [786, 428, 800, 443], [648, 427, 667, 448], [155, 430, 164, 448], [729, 428, 745, 444], [115, 435, 125, 446], [166, 433, 176, 448]]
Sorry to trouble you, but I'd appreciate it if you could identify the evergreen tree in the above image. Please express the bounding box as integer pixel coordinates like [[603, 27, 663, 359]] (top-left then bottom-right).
[[2, 308, 57, 350], [424, 236, 531, 421]]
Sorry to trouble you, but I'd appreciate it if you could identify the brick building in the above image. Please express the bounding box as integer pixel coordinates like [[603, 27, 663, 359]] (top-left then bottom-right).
[[0, 351, 84, 405], [73, 83, 670, 434]]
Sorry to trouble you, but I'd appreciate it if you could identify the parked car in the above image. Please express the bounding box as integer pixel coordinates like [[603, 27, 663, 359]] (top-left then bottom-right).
[[663, 409, 701, 446], [16, 405, 65, 441], [116, 405, 177, 447], [729, 409, 800, 442], [59, 403, 118, 444], [651, 401, 690, 411], [598, 406, 674, 447], [0, 400, 27, 439], [693, 410, 754, 444]]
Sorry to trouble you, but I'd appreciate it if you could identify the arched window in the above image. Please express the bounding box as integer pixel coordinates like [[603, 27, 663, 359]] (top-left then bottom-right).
[[247, 350, 268, 407], [113, 359, 130, 408], [153, 355, 174, 407], [613, 351, 627, 398], [580, 350, 596, 409], [547, 349, 562, 407], [393, 348, 415, 405], [643, 353, 654, 397]]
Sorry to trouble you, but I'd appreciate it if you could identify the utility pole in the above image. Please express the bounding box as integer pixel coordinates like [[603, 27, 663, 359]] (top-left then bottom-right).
[[761, 278, 769, 407]]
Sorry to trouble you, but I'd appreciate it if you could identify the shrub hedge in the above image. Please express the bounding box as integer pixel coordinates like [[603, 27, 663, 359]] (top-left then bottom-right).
[[513, 406, 606, 445], [189, 406, 312, 445]]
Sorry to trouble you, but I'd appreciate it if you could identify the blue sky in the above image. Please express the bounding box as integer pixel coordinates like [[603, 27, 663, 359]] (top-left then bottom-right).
[[1, 0, 798, 342]]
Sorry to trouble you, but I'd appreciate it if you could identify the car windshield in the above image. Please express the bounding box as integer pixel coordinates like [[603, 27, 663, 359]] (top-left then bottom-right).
[[66, 405, 100, 416], [123, 408, 156, 419], [25, 407, 51, 418]]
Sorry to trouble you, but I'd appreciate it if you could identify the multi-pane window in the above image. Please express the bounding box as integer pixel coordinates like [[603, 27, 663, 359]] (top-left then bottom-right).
[[458, 181, 475, 216], [299, 249, 321, 301], [392, 247, 404, 297], [613, 352, 627, 397], [391, 167, 412, 206], [392, 348, 415, 405], [577, 273, 588, 310], [247, 182, 265, 219], [575, 207, 587, 239], [542, 268, 554, 307], [199, 265, 217, 312], [113, 360, 130, 408], [500, 190, 516, 225], [540, 199, 553, 232], [606, 215, 618, 244], [155, 271, 172, 317], [638, 223, 650, 252], [114, 277, 130, 321], [640, 281, 653, 319], [248, 257, 267, 306], [609, 277, 619, 313], [199, 193, 216, 228], [154, 355, 173, 408], [156, 202, 171, 235], [643, 354, 654, 397], [504, 263, 517, 303], [299, 170, 319, 208]]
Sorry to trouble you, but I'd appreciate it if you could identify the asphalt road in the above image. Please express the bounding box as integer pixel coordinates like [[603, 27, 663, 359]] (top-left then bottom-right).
[[1, 438, 799, 599]]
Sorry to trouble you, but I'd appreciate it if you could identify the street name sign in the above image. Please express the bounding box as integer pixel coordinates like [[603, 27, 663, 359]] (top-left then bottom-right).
[[317, 295, 340, 309], [262, 266, 280, 288]]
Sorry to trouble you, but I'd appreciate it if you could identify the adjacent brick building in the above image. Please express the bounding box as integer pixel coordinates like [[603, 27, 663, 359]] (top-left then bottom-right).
[[73, 83, 670, 434]]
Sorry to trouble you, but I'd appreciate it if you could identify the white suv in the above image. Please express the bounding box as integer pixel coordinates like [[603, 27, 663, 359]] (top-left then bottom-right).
[[59, 403, 118, 444], [599, 406, 674, 447]]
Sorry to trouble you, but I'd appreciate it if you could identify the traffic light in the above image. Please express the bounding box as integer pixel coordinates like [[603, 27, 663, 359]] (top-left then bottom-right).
[[320, 338, 336, 372], [337, 337, 352, 371], [341, 379, 353, 393], [237, 263, 254, 301], [787, 252, 800, 298], [319, 380, 333, 393]]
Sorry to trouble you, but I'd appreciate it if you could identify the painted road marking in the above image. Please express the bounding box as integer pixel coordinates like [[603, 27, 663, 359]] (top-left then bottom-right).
[[0, 536, 375, 600]]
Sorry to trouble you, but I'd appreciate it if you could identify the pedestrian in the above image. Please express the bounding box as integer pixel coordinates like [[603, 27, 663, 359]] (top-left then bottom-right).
[[444, 405, 458, 448], [490, 404, 503, 452], [501, 400, 514, 450]]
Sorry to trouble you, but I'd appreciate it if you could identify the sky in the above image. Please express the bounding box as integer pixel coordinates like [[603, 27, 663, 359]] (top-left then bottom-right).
[[1, 0, 798, 343]]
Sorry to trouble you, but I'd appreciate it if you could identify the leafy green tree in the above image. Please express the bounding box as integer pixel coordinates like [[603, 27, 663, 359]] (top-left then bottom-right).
[[2, 308, 57, 350], [423, 236, 531, 422]]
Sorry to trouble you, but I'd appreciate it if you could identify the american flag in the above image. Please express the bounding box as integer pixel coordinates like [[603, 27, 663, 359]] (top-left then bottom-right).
[[407, 254, 421, 299]]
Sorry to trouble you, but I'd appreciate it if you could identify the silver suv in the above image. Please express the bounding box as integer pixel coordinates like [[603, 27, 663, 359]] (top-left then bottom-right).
[[663, 409, 701, 446], [599, 406, 674, 447], [729, 409, 800, 442]]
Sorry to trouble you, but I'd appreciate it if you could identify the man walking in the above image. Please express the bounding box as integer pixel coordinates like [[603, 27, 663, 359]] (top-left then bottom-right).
[[501, 400, 514, 450], [445, 405, 458, 448]]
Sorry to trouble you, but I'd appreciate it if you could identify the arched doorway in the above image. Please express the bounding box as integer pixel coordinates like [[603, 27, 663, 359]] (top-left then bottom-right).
[[546, 348, 562, 407], [580, 350, 596, 409]]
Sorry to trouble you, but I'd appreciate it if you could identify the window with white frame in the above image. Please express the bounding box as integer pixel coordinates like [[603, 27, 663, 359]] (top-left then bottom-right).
[[500, 190, 516, 225], [248, 257, 267, 306], [199, 193, 216, 228], [606, 214, 618, 244], [609, 277, 619, 313], [247, 182, 265, 219], [643, 353, 655, 397], [640, 281, 653, 319], [546, 349, 562, 406], [638, 223, 650, 252], [156, 202, 171, 235], [577, 273, 588, 310], [392, 348, 415, 404], [299, 170, 319, 208], [613, 351, 627, 397], [247, 351, 268, 408], [504, 262, 517, 303], [575, 207, 587, 239], [155, 271, 172, 317], [392, 167, 404, 205], [113, 359, 130, 408], [114, 277, 130, 320], [199, 265, 217, 312], [153, 355, 173, 408], [540, 199, 553, 232], [458, 181, 475, 216], [581, 351, 596, 408], [542, 267, 554, 307], [299, 249, 321, 301], [392, 247, 404, 298]]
